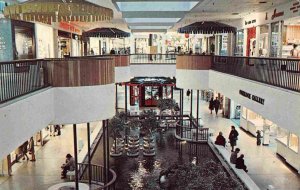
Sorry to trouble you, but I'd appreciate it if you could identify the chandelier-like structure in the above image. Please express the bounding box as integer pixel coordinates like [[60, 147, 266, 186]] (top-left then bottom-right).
[[4, 0, 113, 24]]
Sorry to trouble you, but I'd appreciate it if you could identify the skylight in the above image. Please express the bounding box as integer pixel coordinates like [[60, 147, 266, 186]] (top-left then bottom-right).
[[125, 18, 181, 23], [116, 1, 199, 12]]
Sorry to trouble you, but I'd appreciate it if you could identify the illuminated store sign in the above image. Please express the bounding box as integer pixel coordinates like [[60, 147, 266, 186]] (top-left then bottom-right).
[[239, 90, 265, 105]]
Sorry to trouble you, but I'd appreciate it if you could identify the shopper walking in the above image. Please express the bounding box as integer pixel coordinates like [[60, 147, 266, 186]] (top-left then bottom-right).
[[256, 130, 262, 146], [229, 126, 239, 152], [21, 141, 29, 161], [208, 97, 214, 114], [29, 137, 36, 161], [213, 97, 220, 116]]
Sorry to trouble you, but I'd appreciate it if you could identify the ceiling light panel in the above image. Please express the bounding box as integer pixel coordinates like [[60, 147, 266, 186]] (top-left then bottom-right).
[[116, 1, 199, 12]]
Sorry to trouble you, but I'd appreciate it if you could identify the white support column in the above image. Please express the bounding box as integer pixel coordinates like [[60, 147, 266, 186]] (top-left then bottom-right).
[[243, 29, 247, 56]]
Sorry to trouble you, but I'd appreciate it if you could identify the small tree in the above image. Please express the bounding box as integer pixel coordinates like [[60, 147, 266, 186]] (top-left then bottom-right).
[[127, 118, 141, 137], [108, 116, 124, 154], [140, 110, 159, 153]]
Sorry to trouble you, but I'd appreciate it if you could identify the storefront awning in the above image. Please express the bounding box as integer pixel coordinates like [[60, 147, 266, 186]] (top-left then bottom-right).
[[3, 0, 113, 24], [83, 27, 130, 38], [178, 21, 236, 34]]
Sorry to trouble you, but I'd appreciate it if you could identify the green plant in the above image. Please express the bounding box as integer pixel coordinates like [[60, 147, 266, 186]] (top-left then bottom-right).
[[140, 109, 158, 137], [108, 116, 124, 153], [157, 98, 177, 113], [171, 160, 244, 190]]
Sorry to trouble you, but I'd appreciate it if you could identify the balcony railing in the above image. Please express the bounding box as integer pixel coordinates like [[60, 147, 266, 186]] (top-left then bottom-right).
[[130, 54, 176, 64], [212, 56, 300, 92], [78, 163, 117, 190], [175, 116, 209, 142], [0, 59, 49, 104]]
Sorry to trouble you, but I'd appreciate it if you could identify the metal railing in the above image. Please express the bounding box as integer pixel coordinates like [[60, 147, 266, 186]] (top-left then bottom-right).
[[130, 54, 176, 64], [175, 116, 209, 142], [0, 59, 49, 103], [212, 56, 300, 92], [78, 163, 117, 190]]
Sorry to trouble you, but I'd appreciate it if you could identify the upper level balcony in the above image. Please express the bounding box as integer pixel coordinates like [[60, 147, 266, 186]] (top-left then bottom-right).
[[0, 54, 299, 105]]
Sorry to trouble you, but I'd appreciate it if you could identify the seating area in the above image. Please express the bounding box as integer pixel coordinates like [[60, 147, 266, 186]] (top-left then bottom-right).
[[208, 136, 260, 190]]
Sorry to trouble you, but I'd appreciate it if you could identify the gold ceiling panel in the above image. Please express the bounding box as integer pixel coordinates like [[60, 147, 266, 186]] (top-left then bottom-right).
[[4, 0, 113, 24]]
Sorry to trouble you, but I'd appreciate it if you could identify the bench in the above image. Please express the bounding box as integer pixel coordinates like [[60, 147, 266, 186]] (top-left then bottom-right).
[[66, 170, 75, 181], [209, 137, 260, 190]]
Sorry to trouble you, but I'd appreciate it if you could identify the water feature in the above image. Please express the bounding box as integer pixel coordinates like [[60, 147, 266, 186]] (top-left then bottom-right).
[[110, 130, 241, 190]]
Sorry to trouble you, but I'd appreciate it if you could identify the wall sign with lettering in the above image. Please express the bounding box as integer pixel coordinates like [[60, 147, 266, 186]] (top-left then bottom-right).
[[0, 19, 13, 61], [239, 90, 265, 105], [245, 19, 256, 26]]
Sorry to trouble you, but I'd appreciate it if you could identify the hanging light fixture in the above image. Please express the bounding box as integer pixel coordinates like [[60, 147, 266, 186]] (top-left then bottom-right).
[[3, 0, 113, 24]]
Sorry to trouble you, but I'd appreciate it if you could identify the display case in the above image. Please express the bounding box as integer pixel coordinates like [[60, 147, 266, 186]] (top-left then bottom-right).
[[276, 132, 300, 173], [289, 133, 299, 153]]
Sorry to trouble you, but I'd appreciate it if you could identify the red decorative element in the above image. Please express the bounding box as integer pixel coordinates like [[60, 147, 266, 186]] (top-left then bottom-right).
[[59, 22, 80, 34], [246, 27, 256, 57], [185, 33, 190, 38]]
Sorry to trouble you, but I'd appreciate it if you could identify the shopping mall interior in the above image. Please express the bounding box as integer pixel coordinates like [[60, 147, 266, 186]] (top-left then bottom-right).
[[0, 0, 300, 190]]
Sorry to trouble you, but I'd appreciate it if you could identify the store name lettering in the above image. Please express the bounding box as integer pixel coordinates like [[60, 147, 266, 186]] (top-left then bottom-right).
[[245, 19, 256, 25], [239, 90, 265, 105], [271, 9, 284, 20]]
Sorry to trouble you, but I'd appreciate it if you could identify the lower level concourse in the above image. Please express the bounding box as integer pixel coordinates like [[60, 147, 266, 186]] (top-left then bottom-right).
[[0, 89, 299, 190]]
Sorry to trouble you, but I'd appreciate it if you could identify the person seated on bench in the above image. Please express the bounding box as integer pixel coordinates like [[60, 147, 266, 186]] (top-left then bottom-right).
[[230, 148, 240, 164], [235, 154, 248, 172], [215, 132, 226, 147], [61, 154, 75, 179]]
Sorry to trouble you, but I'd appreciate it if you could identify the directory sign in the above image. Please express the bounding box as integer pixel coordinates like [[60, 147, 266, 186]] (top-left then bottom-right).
[[0, 19, 13, 61]]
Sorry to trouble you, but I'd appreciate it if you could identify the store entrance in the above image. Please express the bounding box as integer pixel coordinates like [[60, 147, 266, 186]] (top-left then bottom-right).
[[128, 77, 175, 108]]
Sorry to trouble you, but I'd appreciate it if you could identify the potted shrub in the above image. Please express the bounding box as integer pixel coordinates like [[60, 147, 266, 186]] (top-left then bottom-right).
[[140, 110, 159, 156], [126, 118, 141, 157], [108, 116, 124, 157]]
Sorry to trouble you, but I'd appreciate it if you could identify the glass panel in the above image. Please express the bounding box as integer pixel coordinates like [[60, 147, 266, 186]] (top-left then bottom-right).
[[242, 107, 247, 118], [235, 29, 244, 56], [276, 127, 288, 145], [289, 133, 299, 153], [270, 22, 280, 57], [259, 25, 269, 57]]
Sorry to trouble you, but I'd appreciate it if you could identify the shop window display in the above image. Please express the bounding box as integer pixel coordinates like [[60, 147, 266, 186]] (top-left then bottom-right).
[[289, 134, 299, 153], [270, 22, 281, 57], [275, 127, 289, 145], [258, 25, 269, 57], [13, 23, 35, 60], [235, 30, 244, 56]]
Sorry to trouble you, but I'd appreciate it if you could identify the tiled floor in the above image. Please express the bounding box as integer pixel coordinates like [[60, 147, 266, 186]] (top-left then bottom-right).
[[0, 89, 299, 190], [0, 123, 100, 190]]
